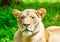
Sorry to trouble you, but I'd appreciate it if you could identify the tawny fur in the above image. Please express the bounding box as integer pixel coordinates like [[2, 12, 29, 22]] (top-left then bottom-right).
[[13, 8, 60, 42]]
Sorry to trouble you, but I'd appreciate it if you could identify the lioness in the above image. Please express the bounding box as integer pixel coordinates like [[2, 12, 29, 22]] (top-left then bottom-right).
[[13, 8, 60, 42]]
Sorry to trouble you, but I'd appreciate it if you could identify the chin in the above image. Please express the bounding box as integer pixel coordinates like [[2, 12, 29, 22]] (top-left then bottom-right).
[[22, 31, 32, 36]]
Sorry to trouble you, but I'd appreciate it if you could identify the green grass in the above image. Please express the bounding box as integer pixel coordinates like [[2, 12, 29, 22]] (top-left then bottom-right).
[[0, 2, 60, 42]]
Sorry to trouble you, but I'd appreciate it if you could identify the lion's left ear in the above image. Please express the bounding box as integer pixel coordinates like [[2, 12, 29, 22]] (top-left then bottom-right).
[[36, 8, 46, 18]]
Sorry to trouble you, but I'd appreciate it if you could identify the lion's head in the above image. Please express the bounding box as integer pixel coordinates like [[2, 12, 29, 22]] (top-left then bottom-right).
[[13, 8, 46, 35]]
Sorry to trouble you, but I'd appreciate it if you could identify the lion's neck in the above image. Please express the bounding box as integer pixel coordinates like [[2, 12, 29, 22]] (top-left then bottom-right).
[[31, 22, 46, 42]]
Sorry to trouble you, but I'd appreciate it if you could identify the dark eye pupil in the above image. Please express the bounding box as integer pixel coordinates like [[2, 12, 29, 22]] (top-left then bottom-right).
[[21, 17, 25, 19], [32, 17, 35, 19]]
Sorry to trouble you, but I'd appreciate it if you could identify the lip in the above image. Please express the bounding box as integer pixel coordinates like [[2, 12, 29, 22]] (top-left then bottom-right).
[[23, 29, 32, 32], [22, 31, 32, 36]]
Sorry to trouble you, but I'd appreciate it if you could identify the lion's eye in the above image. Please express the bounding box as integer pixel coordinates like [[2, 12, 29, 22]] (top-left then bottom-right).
[[31, 17, 35, 19], [21, 16, 25, 19]]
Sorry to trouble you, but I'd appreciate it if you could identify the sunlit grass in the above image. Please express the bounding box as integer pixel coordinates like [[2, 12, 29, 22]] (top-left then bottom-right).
[[0, 1, 60, 42], [22, 0, 60, 4]]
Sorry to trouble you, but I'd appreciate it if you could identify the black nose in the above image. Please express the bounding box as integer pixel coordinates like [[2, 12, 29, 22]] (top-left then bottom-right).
[[23, 24, 30, 27]]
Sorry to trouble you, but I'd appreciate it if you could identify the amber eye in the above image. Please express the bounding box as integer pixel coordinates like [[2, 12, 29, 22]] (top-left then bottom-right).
[[21, 16, 25, 19], [31, 17, 35, 19]]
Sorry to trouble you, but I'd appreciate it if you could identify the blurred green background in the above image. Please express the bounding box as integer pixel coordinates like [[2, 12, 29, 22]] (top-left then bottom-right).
[[0, 0, 60, 42]]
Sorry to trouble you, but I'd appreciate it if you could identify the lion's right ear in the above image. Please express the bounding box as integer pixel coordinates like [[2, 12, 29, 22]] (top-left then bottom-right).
[[13, 9, 21, 19]]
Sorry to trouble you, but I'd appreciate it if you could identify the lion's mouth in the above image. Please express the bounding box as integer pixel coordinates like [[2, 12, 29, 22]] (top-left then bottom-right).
[[21, 25, 36, 36], [22, 28, 32, 32], [22, 29, 32, 36]]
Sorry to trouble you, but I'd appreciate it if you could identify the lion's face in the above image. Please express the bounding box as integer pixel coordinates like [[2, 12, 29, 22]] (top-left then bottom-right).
[[13, 8, 46, 35]]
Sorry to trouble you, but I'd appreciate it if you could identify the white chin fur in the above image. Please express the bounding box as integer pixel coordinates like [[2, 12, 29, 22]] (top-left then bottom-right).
[[22, 31, 32, 36]]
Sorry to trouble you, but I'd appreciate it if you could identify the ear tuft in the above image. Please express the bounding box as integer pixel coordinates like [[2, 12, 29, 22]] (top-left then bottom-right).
[[13, 9, 21, 19], [36, 8, 46, 18]]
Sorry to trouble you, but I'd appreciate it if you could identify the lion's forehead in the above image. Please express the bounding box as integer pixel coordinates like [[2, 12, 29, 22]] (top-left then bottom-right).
[[23, 9, 36, 12], [21, 9, 36, 15]]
